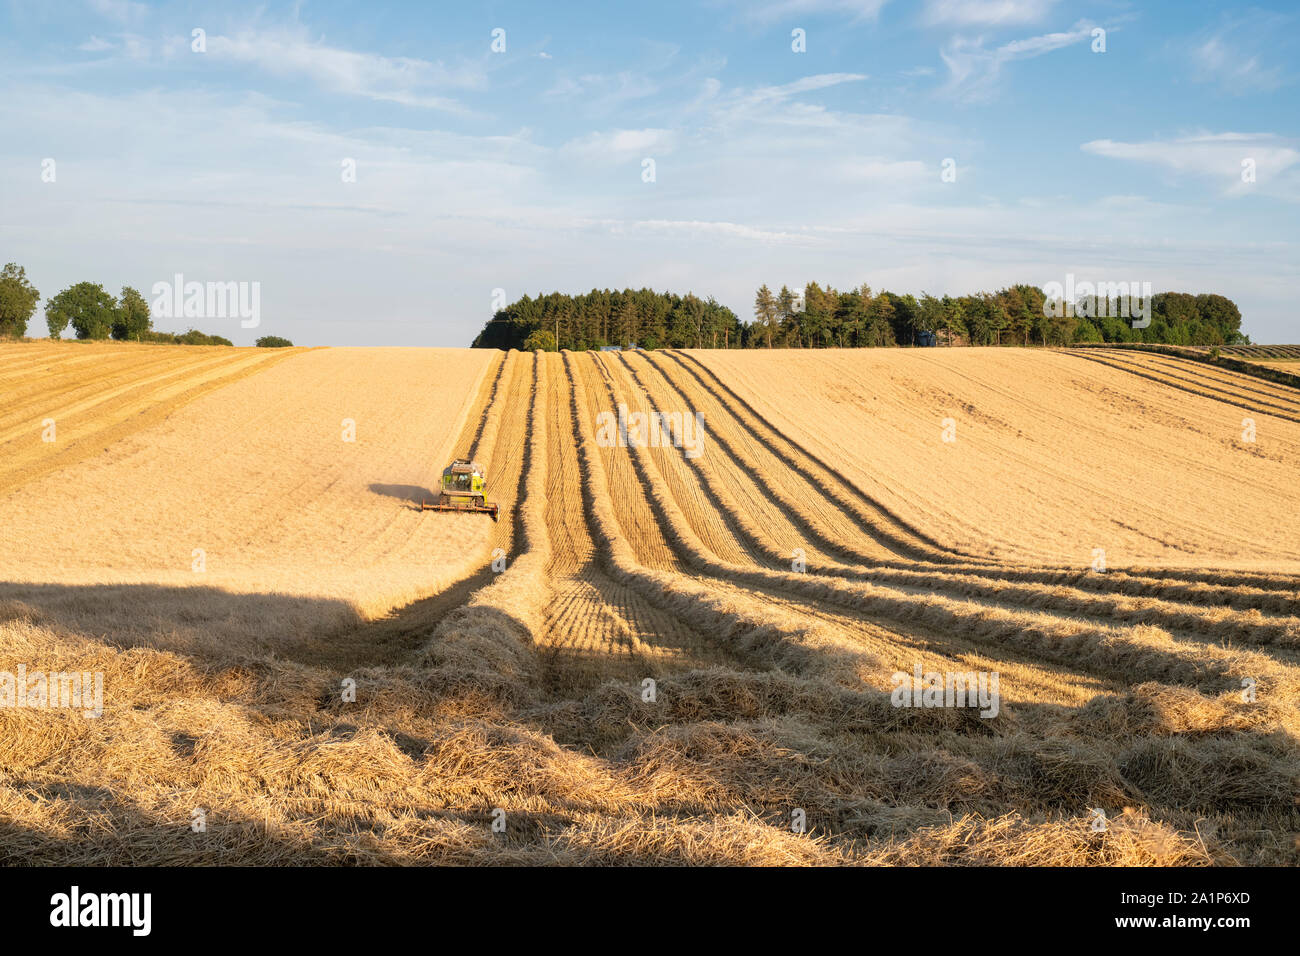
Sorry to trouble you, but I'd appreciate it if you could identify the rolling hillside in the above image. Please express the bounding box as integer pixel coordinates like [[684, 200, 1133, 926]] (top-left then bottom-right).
[[1, 343, 1296, 865]]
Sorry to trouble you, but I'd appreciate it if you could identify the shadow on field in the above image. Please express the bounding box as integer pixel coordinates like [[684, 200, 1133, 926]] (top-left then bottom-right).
[[0, 791, 383, 865], [0, 562, 504, 672], [0, 580, 366, 663], [369, 482, 436, 507], [5, 577, 1299, 865], [0, 576, 507, 675]]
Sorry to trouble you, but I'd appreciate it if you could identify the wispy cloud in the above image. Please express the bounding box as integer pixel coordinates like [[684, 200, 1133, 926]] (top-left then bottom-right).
[[561, 128, 679, 161], [542, 45, 722, 120], [718, 72, 869, 118], [5, 1, 1297, 344], [758, 72, 870, 97], [1188, 15, 1290, 95], [203, 27, 485, 111], [723, 0, 891, 25], [923, 0, 1057, 27], [545, 71, 661, 114], [939, 21, 1093, 101], [1082, 132, 1300, 199], [85, 31, 152, 60]]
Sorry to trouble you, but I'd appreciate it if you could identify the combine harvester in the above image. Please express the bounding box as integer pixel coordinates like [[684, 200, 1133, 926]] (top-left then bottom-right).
[[422, 458, 500, 521]]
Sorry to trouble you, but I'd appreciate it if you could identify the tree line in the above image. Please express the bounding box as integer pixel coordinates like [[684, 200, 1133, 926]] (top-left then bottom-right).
[[470, 283, 1248, 350], [0, 263, 290, 346], [751, 283, 1247, 348], [471, 289, 743, 351]]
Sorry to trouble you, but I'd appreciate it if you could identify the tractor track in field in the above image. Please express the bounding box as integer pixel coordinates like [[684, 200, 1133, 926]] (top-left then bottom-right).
[[624, 350, 900, 569], [1064, 349, 1300, 428], [572, 352, 1300, 698], [661, 349, 983, 564], [610, 360, 1300, 648], [9, 342, 1299, 866], [1092, 348, 1300, 410], [693, 347, 1300, 577], [665, 352, 1300, 601], [580, 350, 1069, 683], [539, 352, 728, 694], [601, 353, 1300, 653], [464, 351, 509, 461], [322, 352, 539, 669]]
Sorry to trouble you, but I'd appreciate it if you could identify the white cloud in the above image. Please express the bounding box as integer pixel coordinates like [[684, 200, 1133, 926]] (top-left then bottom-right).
[[1191, 32, 1285, 95], [726, 0, 890, 25], [834, 159, 930, 184], [561, 128, 678, 160], [74, 31, 150, 59], [940, 21, 1093, 100], [923, 0, 1058, 27], [1082, 132, 1300, 199], [542, 48, 722, 119], [754, 72, 870, 99], [204, 27, 484, 111], [5, 22, 1296, 346], [708, 72, 869, 123], [544, 71, 661, 115]]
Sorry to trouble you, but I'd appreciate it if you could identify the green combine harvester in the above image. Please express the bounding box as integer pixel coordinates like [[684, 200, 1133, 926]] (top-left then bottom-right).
[[422, 458, 500, 520]]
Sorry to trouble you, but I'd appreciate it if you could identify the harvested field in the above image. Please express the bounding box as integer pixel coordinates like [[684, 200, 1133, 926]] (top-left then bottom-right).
[[1193, 345, 1300, 360], [1, 344, 1297, 866], [0, 341, 300, 495], [0, 346, 497, 657], [697, 347, 1300, 570]]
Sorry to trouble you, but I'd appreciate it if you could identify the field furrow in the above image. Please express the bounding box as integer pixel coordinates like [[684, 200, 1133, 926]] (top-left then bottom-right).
[[662, 349, 977, 563], [537, 352, 726, 693], [4, 342, 1297, 866], [1095, 348, 1300, 415], [0, 343, 301, 495], [1066, 349, 1300, 428]]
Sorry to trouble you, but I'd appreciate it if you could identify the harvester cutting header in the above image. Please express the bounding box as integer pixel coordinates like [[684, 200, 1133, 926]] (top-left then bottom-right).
[[422, 458, 500, 520]]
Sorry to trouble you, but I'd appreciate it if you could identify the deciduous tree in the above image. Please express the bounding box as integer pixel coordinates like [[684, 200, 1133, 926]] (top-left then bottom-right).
[[0, 262, 40, 338], [46, 282, 117, 340]]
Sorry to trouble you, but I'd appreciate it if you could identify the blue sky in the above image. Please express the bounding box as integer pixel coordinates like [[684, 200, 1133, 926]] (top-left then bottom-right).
[[1, 0, 1297, 345]]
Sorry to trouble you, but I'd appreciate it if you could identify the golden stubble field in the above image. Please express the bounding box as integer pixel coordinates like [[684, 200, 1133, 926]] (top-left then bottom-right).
[[0, 343, 498, 659], [1, 341, 1297, 865]]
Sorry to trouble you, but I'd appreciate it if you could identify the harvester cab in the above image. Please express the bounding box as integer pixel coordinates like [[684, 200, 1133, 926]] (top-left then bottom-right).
[[421, 458, 500, 520]]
